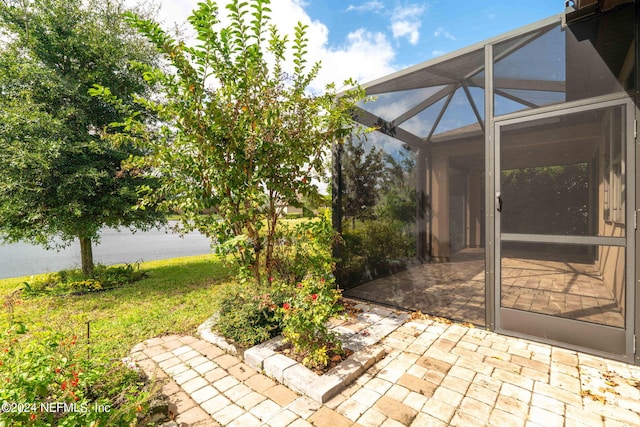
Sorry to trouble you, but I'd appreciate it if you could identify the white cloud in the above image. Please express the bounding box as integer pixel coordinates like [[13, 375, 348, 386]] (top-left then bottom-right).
[[139, 0, 397, 91], [315, 29, 396, 92], [257, 1, 397, 91], [431, 49, 445, 57], [346, 1, 385, 13], [391, 21, 419, 45], [434, 26, 456, 40], [390, 4, 425, 45]]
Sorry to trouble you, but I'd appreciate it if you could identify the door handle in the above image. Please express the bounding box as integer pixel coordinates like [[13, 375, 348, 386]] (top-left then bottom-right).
[[496, 192, 503, 213]]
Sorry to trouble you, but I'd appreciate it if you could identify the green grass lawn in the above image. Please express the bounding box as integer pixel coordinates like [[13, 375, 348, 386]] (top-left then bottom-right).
[[0, 216, 322, 361], [0, 254, 234, 360]]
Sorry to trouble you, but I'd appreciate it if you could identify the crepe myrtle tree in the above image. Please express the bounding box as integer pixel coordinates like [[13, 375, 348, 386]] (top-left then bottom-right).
[[93, 0, 365, 284], [0, 0, 165, 276]]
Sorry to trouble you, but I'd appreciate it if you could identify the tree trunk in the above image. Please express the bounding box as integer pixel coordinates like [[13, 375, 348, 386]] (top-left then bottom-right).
[[79, 236, 94, 277]]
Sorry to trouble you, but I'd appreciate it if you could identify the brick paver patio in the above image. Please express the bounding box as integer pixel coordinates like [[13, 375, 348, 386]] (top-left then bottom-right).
[[346, 252, 624, 328], [131, 304, 640, 426]]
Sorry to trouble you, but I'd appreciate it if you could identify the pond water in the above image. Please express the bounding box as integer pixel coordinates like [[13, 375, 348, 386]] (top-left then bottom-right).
[[0, 222, 213, 279]]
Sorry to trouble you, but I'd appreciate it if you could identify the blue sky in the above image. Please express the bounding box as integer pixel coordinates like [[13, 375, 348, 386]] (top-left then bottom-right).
[[153, 0, 565, 91], [303, 1, 563, 67]]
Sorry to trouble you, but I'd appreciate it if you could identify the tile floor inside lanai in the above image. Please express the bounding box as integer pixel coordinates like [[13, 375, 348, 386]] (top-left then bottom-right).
[[345, 250, 624, 328]]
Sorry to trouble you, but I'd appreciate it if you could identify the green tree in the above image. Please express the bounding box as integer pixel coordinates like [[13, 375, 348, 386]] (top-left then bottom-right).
[[375, 150, 417, 224], [341, 137, 385, 229], [0, 0, 165, 276], [93, 0, 364, 284], [501, 164, 589, 235]]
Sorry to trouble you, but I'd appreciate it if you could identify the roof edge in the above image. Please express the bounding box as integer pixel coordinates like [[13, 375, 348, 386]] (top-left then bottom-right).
[[360, 14, 562, 93]]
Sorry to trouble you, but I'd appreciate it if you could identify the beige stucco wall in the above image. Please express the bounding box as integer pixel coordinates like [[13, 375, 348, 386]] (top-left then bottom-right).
[[597, 228, 626, 315], [596, 142, 626, 316], [428, 137, 484, 261], [429, 154, 450, 261]]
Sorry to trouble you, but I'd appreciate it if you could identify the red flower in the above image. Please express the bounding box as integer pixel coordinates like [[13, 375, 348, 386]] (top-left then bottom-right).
[[55, 367, 61, 374], [61, 381, 67, 390], [311, 294, 318, 300], [283, 302, 291, 310], [71, 379, 79, 387], [30, 414, 36, 421], [297, 283, 303, 289]]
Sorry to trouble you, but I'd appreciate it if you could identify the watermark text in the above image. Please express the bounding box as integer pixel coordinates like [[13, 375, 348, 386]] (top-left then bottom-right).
[[1, 401, 111, 414]]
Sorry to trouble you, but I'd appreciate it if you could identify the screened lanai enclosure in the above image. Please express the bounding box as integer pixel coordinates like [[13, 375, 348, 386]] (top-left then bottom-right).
[[333, 0, 640, 362]]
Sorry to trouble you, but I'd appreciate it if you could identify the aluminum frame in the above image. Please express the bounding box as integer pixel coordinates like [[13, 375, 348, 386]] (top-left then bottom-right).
[[492, 94, 636, 362], [340, 3, 638, 363]]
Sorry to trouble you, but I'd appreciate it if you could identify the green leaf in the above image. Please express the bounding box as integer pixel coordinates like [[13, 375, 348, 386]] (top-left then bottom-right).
[[95, 0, 366, 285], [0, 0, 167, 273]]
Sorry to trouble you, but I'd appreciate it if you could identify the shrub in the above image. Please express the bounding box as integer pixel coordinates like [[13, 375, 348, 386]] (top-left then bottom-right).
[[0, 325, 152, 426], [21, 273, 59, 295], [92, 263, 148, 289], [339, 219, 415, 287], [215, 211, 340, 350], [214, 211, 344, 366], [336, 231, 367, 285], [213, 283, 287, 348], [359, 219, 415, 264], [278, 275, 343, 369], [271, 210, 337, 286], [21, 263, 148, 296]]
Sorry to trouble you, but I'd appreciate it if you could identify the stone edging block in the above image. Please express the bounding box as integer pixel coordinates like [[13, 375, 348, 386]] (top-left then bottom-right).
[[196, 315, 237, 355], [246, 336, 386, 403], [197, 303, 404, 403]]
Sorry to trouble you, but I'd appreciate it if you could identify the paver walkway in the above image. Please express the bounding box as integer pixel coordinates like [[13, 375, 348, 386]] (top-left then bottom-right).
[[131, 306, 640, 426]]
